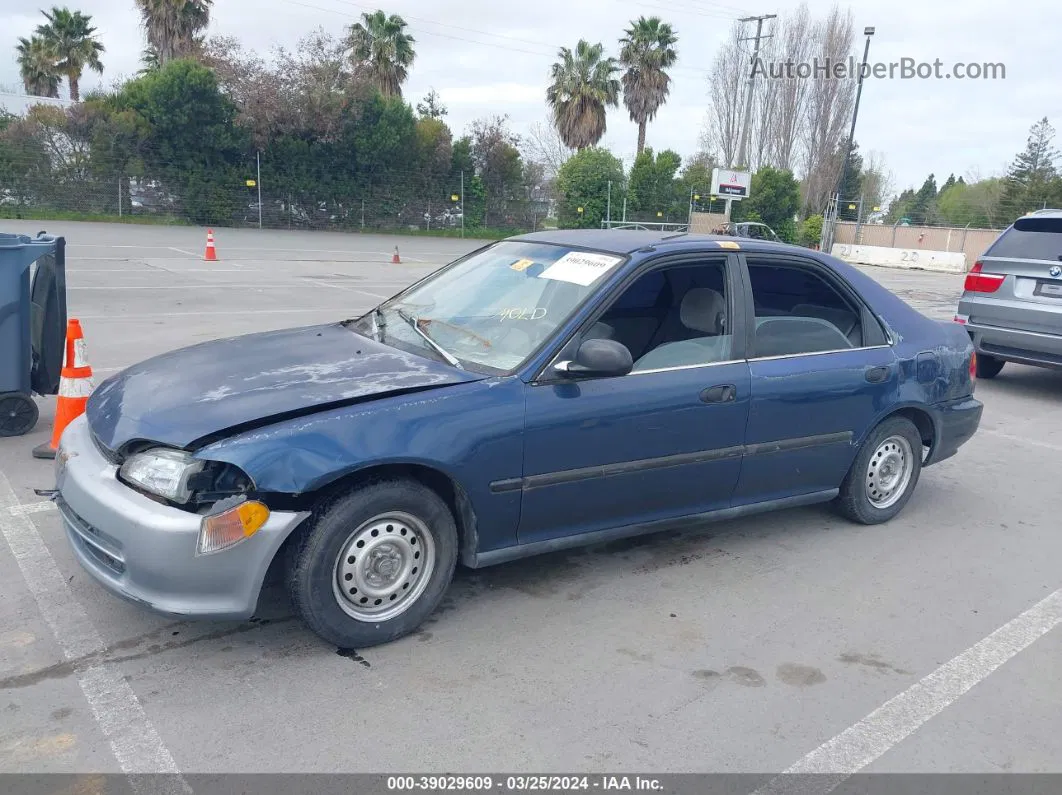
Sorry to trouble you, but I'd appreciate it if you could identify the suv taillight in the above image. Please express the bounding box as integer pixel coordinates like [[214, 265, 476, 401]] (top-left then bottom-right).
[[970, 352, 977, 382], [964, 261, 1005, 293]]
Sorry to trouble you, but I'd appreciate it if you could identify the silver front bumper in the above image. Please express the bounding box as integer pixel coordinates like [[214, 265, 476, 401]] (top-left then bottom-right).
[[56, 415, 309, 620]]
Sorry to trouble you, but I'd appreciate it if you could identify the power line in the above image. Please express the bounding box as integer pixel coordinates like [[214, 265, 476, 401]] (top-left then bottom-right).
[[273, 0, 722, 77], [680, 0, 756, 14]]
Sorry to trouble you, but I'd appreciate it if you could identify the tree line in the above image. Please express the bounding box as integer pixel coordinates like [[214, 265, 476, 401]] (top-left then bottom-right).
[[4, 1, 1058, 238], [885, 119, 1062, 229]]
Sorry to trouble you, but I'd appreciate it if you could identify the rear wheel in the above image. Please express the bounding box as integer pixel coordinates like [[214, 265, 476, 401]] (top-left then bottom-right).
[[0, 393, 39, 437], [287, 479, 458, 648], [835, 416, 923, 525], [975, 353, 1005, 379]]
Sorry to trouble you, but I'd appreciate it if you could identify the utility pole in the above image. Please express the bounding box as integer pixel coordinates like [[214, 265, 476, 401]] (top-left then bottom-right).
[[734, 13, 776, 172], [606, 180, 612, 226], [460, 171, 465, 239], [835, 27, 875, 223]]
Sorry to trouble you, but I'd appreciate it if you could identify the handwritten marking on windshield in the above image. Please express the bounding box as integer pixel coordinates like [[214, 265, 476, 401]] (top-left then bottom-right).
[[497, 308, 548, 320]]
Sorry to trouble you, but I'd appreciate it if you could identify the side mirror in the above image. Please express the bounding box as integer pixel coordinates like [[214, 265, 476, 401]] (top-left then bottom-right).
[[554, 338, 633, 379]]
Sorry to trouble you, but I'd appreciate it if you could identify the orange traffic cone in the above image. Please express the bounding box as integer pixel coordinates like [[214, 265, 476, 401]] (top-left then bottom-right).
[[392, 246, 401, 264], [204, 229, 218, 261], [32, 319, 96, 460]]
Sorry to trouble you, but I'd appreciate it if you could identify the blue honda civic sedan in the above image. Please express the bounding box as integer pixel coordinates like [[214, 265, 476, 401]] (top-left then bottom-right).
[[54, 230, 983, 647]]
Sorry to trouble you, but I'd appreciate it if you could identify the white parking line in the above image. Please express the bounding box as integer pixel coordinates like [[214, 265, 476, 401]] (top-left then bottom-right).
[[6, 501, 57, 516], [312, 281, 388, 299], [167, 247, 198, 257], [753, 588, 1062, 795], [69, 284, 308, 290], [80, 307, 365, 320], [0, 472, 189, 791], [982, 429, 1062, 453], [73, 268, 259, 273]]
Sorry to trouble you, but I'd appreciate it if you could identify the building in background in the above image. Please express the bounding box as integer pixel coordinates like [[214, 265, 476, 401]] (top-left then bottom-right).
[[0, 90, 73, 117]]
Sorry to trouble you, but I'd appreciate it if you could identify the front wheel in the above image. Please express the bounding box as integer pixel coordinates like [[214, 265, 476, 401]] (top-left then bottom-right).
[[835, 416, 923, 525], [287, 479, 458, 648]]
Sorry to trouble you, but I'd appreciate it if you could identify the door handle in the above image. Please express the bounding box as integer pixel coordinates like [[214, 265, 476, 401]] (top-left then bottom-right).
[[700, 384, 736, 403], [865, 365, 890, 383]]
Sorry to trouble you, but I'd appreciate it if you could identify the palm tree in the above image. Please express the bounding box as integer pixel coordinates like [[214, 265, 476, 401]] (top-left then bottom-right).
[[546, 40, 620, 151], [16, 36, 61, 98], [138, 45, 161, 74], [134, 0, 212, 66], [346, 10, 416, 98], [35, 7, 105, 102], [619, 16, 678, 154]]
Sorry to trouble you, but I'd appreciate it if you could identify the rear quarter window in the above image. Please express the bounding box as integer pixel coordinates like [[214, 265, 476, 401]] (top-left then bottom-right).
[[986, 216, 1062, 261]]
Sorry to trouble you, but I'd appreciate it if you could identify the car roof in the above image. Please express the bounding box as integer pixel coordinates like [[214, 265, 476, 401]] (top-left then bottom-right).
[[509, 228, 933, 348], [510, 228, 792, 255]]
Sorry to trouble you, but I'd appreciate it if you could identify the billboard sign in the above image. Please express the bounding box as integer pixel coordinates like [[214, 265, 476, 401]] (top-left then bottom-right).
[[711, 168, 751, 200]]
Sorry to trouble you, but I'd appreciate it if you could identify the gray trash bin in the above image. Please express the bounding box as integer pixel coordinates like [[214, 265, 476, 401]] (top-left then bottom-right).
[[0, 232, 67, 437]]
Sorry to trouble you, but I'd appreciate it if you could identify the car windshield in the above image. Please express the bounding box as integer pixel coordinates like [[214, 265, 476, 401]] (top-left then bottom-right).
[[350, 240, 626, 373]]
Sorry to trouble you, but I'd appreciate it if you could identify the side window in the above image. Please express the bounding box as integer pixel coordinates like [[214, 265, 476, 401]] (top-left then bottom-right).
[[747, 260, 863, 358], [610, 269, 668, 310], [589, 259, 733, 373]]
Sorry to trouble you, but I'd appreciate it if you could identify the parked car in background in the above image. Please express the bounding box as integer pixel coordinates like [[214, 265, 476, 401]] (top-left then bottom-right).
[[53, 231, 982, 648], [955, 209, 1062, 377], [722, 221, 781, 242]]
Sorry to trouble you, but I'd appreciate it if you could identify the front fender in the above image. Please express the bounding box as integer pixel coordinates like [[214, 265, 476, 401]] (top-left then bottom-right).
[[197, 377, 527, 555]]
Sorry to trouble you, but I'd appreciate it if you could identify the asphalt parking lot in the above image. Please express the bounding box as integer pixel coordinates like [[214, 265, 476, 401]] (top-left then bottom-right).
[[1, 220, 1060, 781]]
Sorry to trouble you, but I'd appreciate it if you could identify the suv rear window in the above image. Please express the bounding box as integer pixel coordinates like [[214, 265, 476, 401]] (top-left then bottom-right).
[[987, 216, 1062, 261]]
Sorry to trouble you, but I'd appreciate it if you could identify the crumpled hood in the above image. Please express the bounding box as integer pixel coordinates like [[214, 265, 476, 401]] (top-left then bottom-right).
[[86, 322, 482, 452]]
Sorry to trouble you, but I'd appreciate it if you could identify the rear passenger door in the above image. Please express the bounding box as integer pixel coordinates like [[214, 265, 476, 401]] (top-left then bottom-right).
[[732, 253, 899, 504]]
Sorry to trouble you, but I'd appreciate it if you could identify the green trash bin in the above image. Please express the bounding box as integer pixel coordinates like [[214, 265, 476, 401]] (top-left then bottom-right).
[[0, 232, 67, 437]]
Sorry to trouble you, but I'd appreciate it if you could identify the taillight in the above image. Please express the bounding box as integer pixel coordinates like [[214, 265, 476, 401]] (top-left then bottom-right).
[[970, 352, 977, 381], [964, 261, 1005, 293], [954, 314, 968, 324]]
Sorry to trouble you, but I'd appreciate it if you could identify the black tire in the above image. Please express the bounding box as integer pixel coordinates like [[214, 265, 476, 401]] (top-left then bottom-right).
[[975, 353, 1005, 379], [0, 393, 39, 437], [286, 478, 458, 648], [835, 416, 923, 525]]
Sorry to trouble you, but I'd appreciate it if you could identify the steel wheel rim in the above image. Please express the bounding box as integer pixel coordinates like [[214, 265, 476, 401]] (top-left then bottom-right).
[[866, 434, 914, 509], [332, 511, 436, 623], [0, 397, 35, 435]]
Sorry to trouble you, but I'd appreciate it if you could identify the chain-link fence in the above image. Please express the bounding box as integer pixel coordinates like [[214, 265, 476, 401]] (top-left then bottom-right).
[[0, 155, 554, 237]]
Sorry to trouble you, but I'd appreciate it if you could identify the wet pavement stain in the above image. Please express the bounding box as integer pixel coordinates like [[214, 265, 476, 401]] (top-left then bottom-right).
[[336, 648, 371, 668], [617, 648, 654, 663], [839, 652, 913, 676], [725, 666, 766, 687], [692, 669, 721, 682], [777, 663, 827, 687], [0, 616, 297, 690]]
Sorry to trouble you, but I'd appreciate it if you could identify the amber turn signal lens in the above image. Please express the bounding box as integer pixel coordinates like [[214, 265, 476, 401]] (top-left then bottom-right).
[[197, 501, 270, 555]]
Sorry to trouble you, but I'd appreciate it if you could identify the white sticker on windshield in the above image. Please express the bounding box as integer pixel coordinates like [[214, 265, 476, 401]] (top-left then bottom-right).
[[538, 251, 622, 287]]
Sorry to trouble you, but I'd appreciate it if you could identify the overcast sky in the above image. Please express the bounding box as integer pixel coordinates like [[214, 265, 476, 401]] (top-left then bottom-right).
[[2, 0, 1060, 196]]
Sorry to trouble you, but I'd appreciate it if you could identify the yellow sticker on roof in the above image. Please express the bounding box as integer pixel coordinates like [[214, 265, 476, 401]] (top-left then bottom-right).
[[716, 240, 741, 249], [510, 258, 535, 272]]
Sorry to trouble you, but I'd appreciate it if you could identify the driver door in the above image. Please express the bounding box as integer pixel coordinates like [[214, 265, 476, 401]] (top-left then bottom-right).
[[515, 253, 752, 545]]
